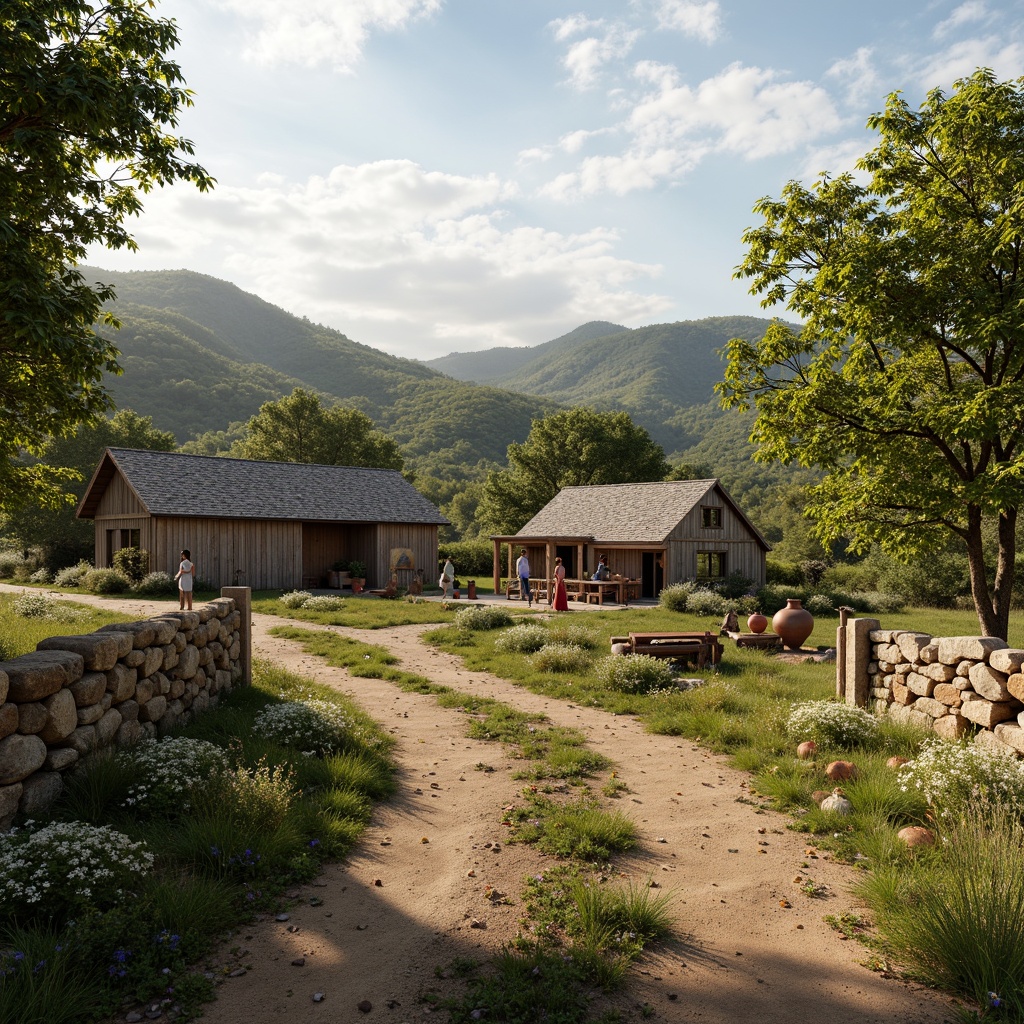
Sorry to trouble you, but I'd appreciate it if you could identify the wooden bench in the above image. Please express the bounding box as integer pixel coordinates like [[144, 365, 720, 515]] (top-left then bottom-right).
[[628, 631, 723, 668]]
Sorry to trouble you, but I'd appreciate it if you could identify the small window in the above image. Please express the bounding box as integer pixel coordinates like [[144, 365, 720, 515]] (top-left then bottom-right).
[[697, 551, 726, 578], [701, 506, 722, 529]]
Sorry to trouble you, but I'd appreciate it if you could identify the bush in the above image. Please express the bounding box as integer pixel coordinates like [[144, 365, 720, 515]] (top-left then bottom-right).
[[494, 623, 549, 654], [0, 552, 28, 579], [122, 738, 231, 818], [787, 700, 878, 748], [301, 595, 346, 611], [82, 568, 130, 594], [112, 546, 149, 585], [53, 561, 92, 588], [714, 571, 756, 599], [755, 583, 812, 615], [659, 581, 697, 613], [10, 593, 87, 624], [546, 621, 600, 649], [766, 559, 803, 585], [532, 643, 591, 673], [28, 567, 52, 584], [0, 822, 153, 923], [280, 590, 312, 608], [805, 593, 837, 617], [454, 605, 513, 631], [597, 654, 674, 694], [438, 540, 496, 577], [897, 738, 1024, 816], [251, 699, 351, 755], [685, 588, 727, 617], [132, 571, 178, 596]]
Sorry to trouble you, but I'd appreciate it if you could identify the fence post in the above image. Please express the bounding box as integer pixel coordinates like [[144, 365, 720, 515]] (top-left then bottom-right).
[[841, 616, 879, 707]]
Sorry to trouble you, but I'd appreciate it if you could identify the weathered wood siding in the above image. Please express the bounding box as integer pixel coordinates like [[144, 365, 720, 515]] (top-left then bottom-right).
[[95, 473, 146, 517], [371, 523, 438, 590]]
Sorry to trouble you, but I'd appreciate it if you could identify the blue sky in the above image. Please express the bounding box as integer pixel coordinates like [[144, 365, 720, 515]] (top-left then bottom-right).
[[87, 0, 1024, 360]]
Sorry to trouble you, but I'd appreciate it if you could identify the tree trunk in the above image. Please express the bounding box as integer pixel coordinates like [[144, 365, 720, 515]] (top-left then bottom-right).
[[965, 506, 1016, 639]]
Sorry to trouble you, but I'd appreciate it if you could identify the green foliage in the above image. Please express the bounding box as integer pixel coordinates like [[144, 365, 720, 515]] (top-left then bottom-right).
[[786, 700, 879, 748], [721, 70, 1024, 638], [531, 643, 592, 674], [237, 387, 403, 469], [132, 571, 177, 596], [0, 0, 211, 511], [82, 568, 130, 594], [479, 407, 669, 534], [597, 654, 674, 694], [111, 546, 148, 585], [453, 605, 513, 631], [53, 560, 93, 587], [494, 623, 549, 654], [0, 593, 130, 659], [439, 538, 501, 576]]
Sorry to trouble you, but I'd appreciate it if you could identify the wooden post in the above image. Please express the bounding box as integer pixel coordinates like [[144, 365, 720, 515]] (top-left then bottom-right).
[[836, 606, 850, 700], [221, 586, 251, 687]]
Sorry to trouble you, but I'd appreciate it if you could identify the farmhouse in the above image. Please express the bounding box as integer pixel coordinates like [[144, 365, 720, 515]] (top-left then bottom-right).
[[491, 479, 769, 598], [77, 448, 448, 590]]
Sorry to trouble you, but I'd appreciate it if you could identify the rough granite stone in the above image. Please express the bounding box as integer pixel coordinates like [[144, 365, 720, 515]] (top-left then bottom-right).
[[0, 703, 17, 740], [19, 771, 63, 815], [906, 673, 936, 697], [0, 732, 47, 784], [95, 708, 123, 746], [43, 747, 79, 772], [961, 699, 1019, 729], [937, 635, 1009, 664], [36, 633, 120, 671], [993, 722, 1024, 754], [989, 648, 1024, 675], [39, 689, 77, 743], [70, 671, 107, 707], [1, 650, 84, 702], [968, 662, 1013, 702], [76, 704, 104, 726], [16, 702, 47, 735], [933, 713, 968, 740]]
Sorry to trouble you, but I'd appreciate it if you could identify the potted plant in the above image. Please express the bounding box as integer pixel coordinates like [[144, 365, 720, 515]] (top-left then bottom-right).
[[328, 559, 349, 590], [348, 560, 366, 594]]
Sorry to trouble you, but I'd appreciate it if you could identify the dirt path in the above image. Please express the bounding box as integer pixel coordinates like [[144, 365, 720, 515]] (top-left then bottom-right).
[[4, 588, 956, 1022]]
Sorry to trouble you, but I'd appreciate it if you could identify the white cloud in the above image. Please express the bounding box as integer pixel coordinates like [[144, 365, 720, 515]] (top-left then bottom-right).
[[914, 34, 1024, 88], [800, 138, 874, 184], [548, 16, 640, 90], [933, 1, 990, 39], [215, 0, 442, 72], [91, 160, 671, 357], [827, 47, 880, 107], [542, 61, 841, 199], [653, 0, 721, 44]]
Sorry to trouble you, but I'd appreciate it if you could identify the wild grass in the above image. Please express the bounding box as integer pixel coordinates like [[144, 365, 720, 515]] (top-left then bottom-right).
[[253, 590, 458, 628], [0, 593, 133, 659]]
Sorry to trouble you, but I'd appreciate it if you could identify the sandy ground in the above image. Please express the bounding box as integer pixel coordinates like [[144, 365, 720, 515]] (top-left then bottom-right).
[[4, 587, 957, 1023]]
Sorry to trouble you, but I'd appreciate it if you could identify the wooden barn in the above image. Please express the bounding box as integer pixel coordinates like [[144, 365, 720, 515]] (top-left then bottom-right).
[[491, 479, 769, 598], [77, 448, 449, 590]]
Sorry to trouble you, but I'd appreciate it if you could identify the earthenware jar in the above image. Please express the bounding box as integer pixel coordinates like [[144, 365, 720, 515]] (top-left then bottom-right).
[[746, 612, 768, 634], [771, 598, 814, 650]]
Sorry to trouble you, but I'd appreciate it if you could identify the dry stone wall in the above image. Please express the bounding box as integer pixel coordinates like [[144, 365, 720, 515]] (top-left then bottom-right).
[[858, 626, 1024, 756], [0, 596, 247, 828]]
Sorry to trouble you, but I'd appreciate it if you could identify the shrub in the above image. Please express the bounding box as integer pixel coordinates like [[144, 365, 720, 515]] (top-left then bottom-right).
[[805, 593, 837, 617], [597, 654, 674, 694], [756, 583, 812, 615], [111, 546, 149, 584], [532, 643, 591, 673], [53, 561, 92, 588], [10, 593, 88, 624], [0, 822, 153, 923], [659, 581, 698, 613], [857, 591, 906, 614], [0, 552, 25, 579], [787, 700, 878, 748], [28, 567, 52, 584], [122, 737, 231, 818], [438, 540, 497, 577], [132, 571, 177, 596], [546, 621, 600, 649], [251, 699, 351, 755], [82, 568, 130, 594], [280, 590, 312, 608], [454, 605, 513, 631], [686, 588, 728, 617], [800, 559, 831, 587], [494, 623, 549, 654], [302, 595, 346, 611], [897, 738, 1024, 816], [766, 559, 803, 585], [713, 570, 756, 599]]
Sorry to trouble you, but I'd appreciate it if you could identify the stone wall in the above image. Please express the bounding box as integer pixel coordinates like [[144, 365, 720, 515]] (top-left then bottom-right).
[[839, 619, 1024, 757], [0, 589, 252, 828]]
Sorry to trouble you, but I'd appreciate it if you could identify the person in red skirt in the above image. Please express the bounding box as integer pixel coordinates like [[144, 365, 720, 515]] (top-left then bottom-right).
[[552, 556, 568, 612]]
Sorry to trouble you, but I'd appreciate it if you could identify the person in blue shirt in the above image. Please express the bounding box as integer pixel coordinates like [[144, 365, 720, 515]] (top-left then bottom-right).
[[516, 549, 532, 606]]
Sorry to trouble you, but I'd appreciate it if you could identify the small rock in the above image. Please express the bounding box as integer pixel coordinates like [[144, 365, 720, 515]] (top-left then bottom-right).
[[469, 919, 486, 929], [287, 925, 300, 933], [309, 896, 323, 906], [312, 992, 325, 1003], [356, 924, 368, 930], [357, 1000, 373, 1013], [276, 913, 290, 922], [374, 879, 383, 887], [126, 1014, 143, 1023], [421, 837, 429, 844], [291, 958, 306, 967], [667, 993, 678, 1001], [229, 968, 246, 978], [656, 837, 667, 843], [466, 869, 476, 877]]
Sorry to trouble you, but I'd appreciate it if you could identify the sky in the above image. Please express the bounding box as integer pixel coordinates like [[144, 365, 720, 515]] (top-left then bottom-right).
[[85, 0, 1024, 361]]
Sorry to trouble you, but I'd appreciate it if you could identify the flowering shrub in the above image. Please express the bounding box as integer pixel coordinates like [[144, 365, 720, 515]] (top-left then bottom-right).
[[454, 605, 513, 631], [11, 592, 87, 623], [214, 759, 295, 831], [531, 643, 591, 673], [53, 560, 92, 587], [0, 821, 153, 921], [0, 552, 26, 579], [28, 567, 52, 584], [122, 737, 230, 817], [302, 595, 346, 611], [659, 582, 696, 613], [132, 570, 177, 596], [685, 589, 728, 617], [597, 653, 674, 694], [898, 738, 1024, 814], [494, 623, 549, 654], [280, 590, 311, 608], [546, 621, 600, 649], [82, 568, 130, 594], [252, 699, 351, 754], [787, 700, 878, 748]]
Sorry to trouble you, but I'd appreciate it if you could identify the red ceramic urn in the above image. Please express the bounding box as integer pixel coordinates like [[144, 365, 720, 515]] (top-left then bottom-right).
[[771, 598, 814, 650], [746, 612, 768, 634]]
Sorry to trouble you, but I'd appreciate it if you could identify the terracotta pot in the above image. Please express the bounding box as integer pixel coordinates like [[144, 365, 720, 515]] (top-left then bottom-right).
[[825, 760, 857, 781], [747, 612, 768, 634], [898, 825, 935, 848], [772, 598, 814, 650], [796, 740, 817, 760]]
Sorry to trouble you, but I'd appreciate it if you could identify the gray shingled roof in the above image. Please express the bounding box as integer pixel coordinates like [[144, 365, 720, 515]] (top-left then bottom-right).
[[515, 480, 742, 544], [80, 449, 448, 525]]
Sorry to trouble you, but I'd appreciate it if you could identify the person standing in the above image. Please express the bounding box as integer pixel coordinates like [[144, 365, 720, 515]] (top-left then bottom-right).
[[175, 549, 195, 611], [441, 557, 455, 600], [552, 556, 568, 612], [516, 548, 532, 606]]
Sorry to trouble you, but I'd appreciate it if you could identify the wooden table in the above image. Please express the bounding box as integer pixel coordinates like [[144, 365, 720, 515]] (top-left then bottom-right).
[[628, 631, 723, 668]]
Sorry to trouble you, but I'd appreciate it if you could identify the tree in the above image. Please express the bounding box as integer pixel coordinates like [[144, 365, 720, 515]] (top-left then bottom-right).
[[3, 409, 176, 566], [478, 408, 669, 534], [1, 1, 212, 510], [236, 388, 404, 470], [718, 68, 1024, 637]]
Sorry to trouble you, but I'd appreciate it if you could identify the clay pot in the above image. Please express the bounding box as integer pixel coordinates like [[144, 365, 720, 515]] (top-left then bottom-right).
[[796, 740, 817, 760], [771, 598, 814, 650], [897, 826, 935, 848], [886, 756, 909, 770], [820, 788, 853, 815], [747, 612, 768, 635], [825, 760, 857, 781]]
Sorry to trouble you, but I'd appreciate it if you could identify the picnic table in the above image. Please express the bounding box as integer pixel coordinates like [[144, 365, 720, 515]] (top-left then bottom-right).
[[626, 631, 723, 668]]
